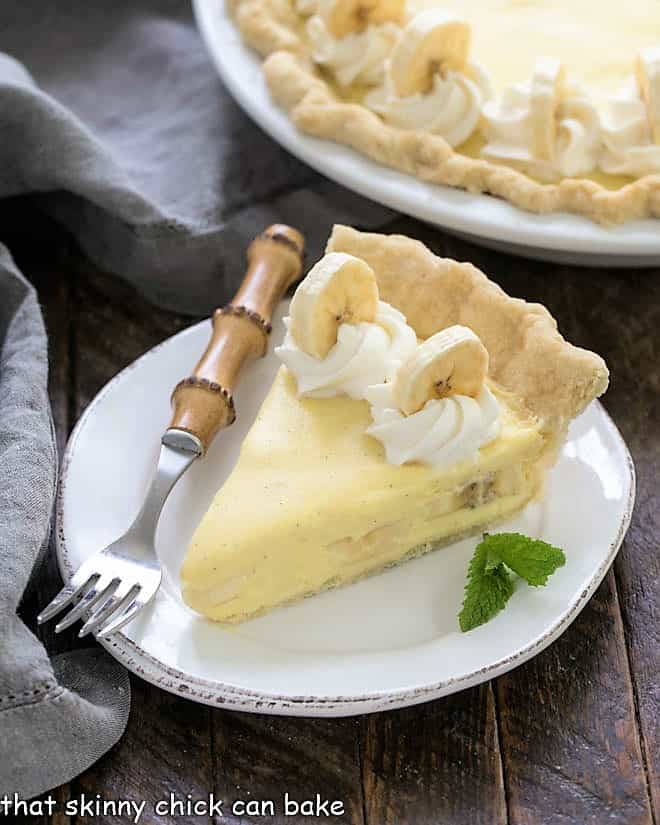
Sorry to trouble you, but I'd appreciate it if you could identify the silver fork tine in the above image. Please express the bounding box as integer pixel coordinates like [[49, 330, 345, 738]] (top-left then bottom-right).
[[37, 569, 99, 624], [78, 584, 141, 639], [55, 578, 119, 633], [98, 591, 149, 638]]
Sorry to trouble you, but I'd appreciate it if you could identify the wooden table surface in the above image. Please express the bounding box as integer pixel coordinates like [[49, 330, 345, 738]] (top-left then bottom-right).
[[3, 199, 658, 825]]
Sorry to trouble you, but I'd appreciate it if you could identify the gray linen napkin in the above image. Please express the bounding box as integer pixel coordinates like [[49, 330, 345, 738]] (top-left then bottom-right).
[[0, 0, 393, 799]]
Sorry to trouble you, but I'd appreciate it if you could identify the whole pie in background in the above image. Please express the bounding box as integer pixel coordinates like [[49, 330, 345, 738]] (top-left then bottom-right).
[[229, 0, 660, 224], [181, 225, 609, 623]]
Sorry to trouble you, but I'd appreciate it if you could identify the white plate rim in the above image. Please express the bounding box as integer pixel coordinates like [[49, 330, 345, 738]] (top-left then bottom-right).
[[55, 319, 636, 717], [192, 0, 660, 262]]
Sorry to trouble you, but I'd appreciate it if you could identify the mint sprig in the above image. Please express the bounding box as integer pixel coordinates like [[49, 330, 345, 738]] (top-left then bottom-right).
[[459, 533, 566, 632]]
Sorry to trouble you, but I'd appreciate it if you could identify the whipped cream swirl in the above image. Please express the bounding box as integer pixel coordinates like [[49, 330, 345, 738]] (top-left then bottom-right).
[[366, 63, 492, 147], [306, 15, 400, 87], [482, 84, 601, 181], [600, 79, 660, 177], [365, 382, 501, 467], [276, 301, 417, 400]]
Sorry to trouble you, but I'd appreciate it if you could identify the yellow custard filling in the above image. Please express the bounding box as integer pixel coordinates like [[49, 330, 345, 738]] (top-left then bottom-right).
[[181, 368, 545, 623], [408, 0, 660, 97]]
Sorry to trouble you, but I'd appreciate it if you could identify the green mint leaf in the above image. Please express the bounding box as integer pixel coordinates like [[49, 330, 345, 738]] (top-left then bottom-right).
[[459, 532, 566, 632], [458, 540, 514, 632], [483, 532, 566, 586]]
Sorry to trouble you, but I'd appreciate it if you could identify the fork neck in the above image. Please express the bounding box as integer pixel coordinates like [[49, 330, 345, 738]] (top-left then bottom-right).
[[128, 429, 202, 541]]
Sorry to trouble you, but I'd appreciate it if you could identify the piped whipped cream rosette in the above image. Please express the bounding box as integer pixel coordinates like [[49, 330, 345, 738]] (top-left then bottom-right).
[[365, 326, 501, 467], [600, 47, 660, 177], [276, 252, 417, 399], [306, 0, 404, 87], [481, 57, 601, 181], [365, 10, 493, 147]]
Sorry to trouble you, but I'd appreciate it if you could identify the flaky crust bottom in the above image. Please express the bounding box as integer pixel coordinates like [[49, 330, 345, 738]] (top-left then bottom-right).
[[230, 0, 660, 225]]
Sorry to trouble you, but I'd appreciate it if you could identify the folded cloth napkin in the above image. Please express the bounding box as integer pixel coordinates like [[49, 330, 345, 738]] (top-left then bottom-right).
[[0, 0, 393, 799]]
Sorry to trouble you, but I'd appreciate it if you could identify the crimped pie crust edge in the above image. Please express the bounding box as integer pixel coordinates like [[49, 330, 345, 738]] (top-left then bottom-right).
[[230, 0, 660, 226]]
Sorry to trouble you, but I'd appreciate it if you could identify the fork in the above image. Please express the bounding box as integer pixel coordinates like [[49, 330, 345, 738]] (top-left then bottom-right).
[[38, 224, 305, 638]]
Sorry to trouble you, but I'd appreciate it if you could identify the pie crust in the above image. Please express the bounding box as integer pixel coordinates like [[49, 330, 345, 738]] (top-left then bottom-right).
[[229, 0, 660, 225]]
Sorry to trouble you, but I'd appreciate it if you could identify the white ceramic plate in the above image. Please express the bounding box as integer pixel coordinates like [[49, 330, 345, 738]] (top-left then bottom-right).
[[56, 307, 635, 716], [192, 0, 660, 267]]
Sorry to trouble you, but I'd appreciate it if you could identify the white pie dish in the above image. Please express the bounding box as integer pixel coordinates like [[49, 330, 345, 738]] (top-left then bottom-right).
[[192, 0, 660, 267], [56, 306, 635, 717]]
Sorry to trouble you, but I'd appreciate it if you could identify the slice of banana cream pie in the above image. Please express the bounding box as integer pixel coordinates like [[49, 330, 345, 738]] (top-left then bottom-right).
[[181, 226, 608, 623]]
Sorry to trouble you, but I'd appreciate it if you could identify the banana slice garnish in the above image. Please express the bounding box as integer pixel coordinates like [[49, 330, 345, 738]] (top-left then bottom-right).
[[388, 10, 471, 98], [392, 325, 488, 415], [289, 252, 379, 359], [529, 56, 566, 161], [636, 46, 660, 144], [322, 0, 405, 39]]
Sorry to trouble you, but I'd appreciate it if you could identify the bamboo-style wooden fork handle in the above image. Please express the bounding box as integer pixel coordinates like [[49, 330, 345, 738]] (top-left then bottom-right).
[[168, 224, 305, 452]]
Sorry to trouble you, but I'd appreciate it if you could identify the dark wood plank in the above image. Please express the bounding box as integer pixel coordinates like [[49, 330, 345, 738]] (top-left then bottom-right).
[[496, 572, 652, 825], [361, 684, 506, 825], [482, 257, 656, 825], [574, 266, 660, 820], [71, 261, 192, 418], [211, 712, 364, 824], [615, 497, 660, 821], [549, 261, 660, 822], [73, 679, 213, 824]]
